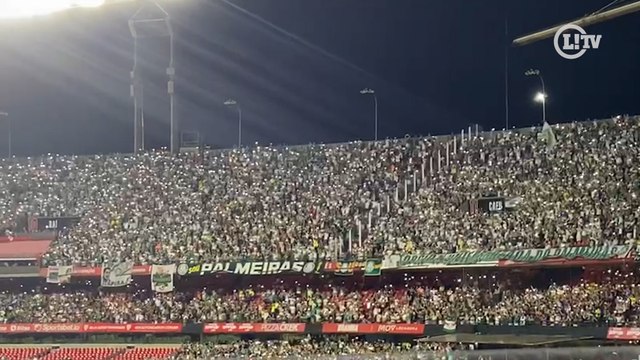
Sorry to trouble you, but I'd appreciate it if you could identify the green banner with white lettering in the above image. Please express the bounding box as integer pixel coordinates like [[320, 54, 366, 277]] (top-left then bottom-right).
[[386, 245, 634, 269]]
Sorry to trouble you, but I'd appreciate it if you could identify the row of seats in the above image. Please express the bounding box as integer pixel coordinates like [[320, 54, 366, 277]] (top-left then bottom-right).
[[0, 348, 48, 360], [0, 347, 177, 360]]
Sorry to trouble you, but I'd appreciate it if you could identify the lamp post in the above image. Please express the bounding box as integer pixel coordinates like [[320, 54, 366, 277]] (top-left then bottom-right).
[[359, 88, 378, 141], [0, 112, 9, 157], [224, 99, 242, 147], [525, 69, 546, 123]]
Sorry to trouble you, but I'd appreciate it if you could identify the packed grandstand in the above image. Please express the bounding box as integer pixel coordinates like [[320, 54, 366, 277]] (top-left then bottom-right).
[[0, 117, 639, 358]]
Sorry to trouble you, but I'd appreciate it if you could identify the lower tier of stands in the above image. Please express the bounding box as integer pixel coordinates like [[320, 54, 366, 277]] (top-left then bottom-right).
[[0, 346, 178, 360]]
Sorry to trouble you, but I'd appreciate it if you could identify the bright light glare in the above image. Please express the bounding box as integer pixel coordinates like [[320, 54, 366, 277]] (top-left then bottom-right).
[[0, 0, 106, 19], [534, 92, 546, 103]]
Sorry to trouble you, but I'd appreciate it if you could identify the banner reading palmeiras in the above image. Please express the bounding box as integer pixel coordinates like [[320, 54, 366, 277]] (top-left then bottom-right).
[[101, 261, 133, 287], [151, 264, 176, 293], [176, 260, 324, 276], [46, 265, 73, 284]]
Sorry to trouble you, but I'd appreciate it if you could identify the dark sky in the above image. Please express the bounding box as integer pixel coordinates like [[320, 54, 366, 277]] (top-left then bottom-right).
[[0, 0, 638, 156]]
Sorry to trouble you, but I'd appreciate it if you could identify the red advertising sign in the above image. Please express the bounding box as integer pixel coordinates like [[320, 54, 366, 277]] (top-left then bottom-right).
[[0, 323, 182, 334], [0, 323, 83, 334], [607, 327, 640, 340], [203, 323, 306, 334], [321, 323, 424, 335]]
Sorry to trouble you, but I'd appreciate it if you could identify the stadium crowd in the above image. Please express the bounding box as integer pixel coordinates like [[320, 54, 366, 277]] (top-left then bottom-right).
[[0, 117, 639, 266], [0, 281, 638, 326], [170, 339, 459, 359]]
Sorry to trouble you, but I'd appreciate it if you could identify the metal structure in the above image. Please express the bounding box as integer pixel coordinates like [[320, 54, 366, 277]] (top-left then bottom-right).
[[224, 99, 242, 147], [525, 69, 546, 123], [513, 0, 640, 46], [359, 88, 378, 141], [129, 1, 175, 154], [0, 112, 8, 157], [179, 131, 201, 153]]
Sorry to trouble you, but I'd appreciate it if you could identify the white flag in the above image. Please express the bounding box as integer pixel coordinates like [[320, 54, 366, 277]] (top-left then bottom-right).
[[101, 261, 133, 287], [538, 121, 557, 149], [151, 264, 176, 293], [46, 265, 73, 284]]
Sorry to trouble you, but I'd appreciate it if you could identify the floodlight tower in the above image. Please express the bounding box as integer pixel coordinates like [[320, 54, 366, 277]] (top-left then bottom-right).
[[129, 1, 176, 154]]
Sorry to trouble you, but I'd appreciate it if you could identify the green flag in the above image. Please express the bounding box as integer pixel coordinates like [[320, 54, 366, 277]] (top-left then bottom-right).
[[364, 259, 382, 276]]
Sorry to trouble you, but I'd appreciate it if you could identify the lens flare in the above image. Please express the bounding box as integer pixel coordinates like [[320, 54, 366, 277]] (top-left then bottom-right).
[[0, 0, 106, 19]]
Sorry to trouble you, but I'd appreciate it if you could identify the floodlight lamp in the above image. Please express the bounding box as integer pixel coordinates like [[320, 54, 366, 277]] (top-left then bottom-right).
[[534, 92, 546, 103], [224, 99, 237, 106], [0, 0, 106, 19]]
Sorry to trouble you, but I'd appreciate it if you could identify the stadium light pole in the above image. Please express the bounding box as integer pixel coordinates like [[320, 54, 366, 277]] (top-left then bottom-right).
[[359, 88, 378, 141], [224, 99, 242, 147], [525, 69, 546, 123], [0, 112, 8, 157], [534, 92, 547, 124], [129, 1, 175, 154]]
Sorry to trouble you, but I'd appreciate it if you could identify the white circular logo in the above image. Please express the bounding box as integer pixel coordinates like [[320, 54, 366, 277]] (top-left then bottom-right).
[[177, 263, 189, 276], [302, 262, 315, 274], [554, 24, 588, 60]]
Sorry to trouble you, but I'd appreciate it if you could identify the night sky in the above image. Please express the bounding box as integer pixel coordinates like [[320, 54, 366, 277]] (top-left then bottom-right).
[[0, 0, 638, 156]]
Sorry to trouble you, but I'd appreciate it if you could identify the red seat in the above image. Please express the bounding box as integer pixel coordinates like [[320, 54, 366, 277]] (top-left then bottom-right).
[[0, 347, 48, 360], [112, 347, 179, 360], [41, 348, 117, 360]]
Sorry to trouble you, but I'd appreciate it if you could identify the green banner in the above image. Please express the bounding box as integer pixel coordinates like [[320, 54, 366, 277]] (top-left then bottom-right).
[[364, 259, 382, 276], [396, 245, 634, 269]]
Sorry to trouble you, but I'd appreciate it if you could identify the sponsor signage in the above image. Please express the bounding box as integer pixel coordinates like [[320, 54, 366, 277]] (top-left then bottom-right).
[[607, 327, 640, 340], [0, 323, 183, 334], [324, 259, 382, 276], [321, 323, 424, 335], [392, 245, 634, 269], [32, 216, 81, 232], [177, 261, 323, 276], [203, 323, 306, 334]]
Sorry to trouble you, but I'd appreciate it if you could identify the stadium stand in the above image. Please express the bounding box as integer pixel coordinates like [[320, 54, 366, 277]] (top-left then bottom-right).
[[0, 277, 638, 325], [0, 117, 639, 359], [0, 347, 179, 360], [0, 116, 635, 265]]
